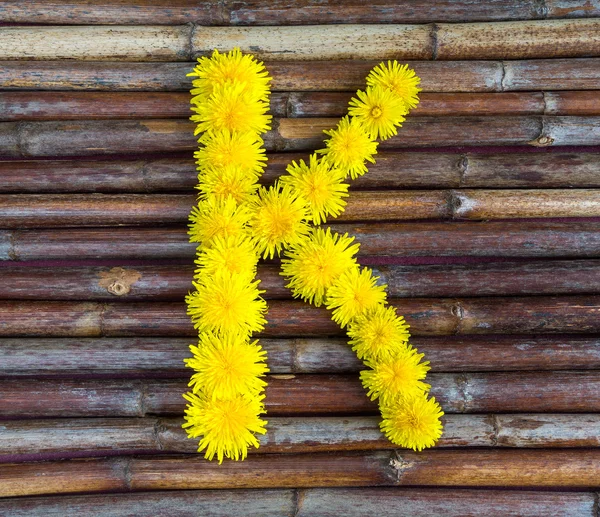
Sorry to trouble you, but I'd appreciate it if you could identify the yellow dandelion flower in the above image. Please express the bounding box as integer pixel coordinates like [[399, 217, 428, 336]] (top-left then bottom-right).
[[248, 184, 310, 259], [188, 196, 251, 246], [360, 345, 431, 405], [317, 116, 378, 180], [195, 130, 267, 177], [366, 61, 421, 112], [348, 86, 407, 140], [189, 47, 271, 103], [185, 331, 269, 399], [326, 267, 387, 327], [183, 391, 267, 463], [197, 164, 259, 203], [380, 393, 444, 451], [279, 154, 349, 224], [281, 228, 359, 306], [191, 81, 271, 135], [348, 304, 411, 362], [186, 270, 267, 336], [195, 234, 258, 278]]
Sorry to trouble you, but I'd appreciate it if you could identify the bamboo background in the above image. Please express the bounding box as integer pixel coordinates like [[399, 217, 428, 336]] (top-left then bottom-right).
[[0, 1, 599, 514]]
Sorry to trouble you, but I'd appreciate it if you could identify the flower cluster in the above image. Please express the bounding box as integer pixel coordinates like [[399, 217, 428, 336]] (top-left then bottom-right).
[[183, 48, 272, 463], [279, 61, 443, 451], [184, 51, 443, 460]]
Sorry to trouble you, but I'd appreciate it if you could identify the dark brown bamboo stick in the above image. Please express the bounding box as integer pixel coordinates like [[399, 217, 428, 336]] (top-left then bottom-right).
[[0, 488, 594, 517], [0, 191, 460, 227], [1, 372, 599, 417], [3, 221, 600, 261], [1, 190, 599, 227], [2, 152, 600, 193], [0, 26, 193, 61], [3, 414, 599, 461], [1, 260, 599, 301], [8, 91, 600, 121], [2, 117, 598, 158], [5, 449, 596, 496], [2, 335, 599, 377], [1, 296, 600, 338], [1, 59, 599, 93], [3, 1, 597, 25]]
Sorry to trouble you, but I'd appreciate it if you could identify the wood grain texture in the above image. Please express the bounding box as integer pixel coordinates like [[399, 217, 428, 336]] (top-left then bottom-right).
[[0, 26, 192, 61], [436, 19, 600, 59], [4, 221, 600, 260], [4, 0, 598, 24], [0, 296, 600, 337], [6, 91, 599, 121], [2, 335, 599, 377], [0, 260, 599, 301], [0, 58, 597, 92], [2, 415, 599, 461], [0, 488, 594, 517], [2, 117, 597, 157], [1, 372, 599, 417], [2, 152, 600, 193]]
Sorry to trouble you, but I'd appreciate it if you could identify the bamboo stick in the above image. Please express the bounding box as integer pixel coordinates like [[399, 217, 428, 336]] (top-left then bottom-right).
[[2, 414, 599, 461], [0, 26, 192, 61], [0, 191, 460, 227], [8, 91, 600, 121], [1, 59, 599, 92], [0, 488, 594, 517], [1, 372, 599, 417], [1, 189, 599, 227], [4, 0, 597, 25], [4, 221, 600, 261], [0, 260, 599, 301], [2, 335, 599, 377], [2, 152, 600, 193], [192, 25, 434, 61], [2, 117, 598, 158], [436, 19, 600, 59], [1, 296, 600, 337]]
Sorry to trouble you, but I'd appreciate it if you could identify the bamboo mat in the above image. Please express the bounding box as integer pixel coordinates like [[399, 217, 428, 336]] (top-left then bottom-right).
[[0, 1, 600, 515]]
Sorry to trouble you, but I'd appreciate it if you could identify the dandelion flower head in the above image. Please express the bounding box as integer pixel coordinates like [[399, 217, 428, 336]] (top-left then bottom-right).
[[194, 234, 258, 278], [188, 196, 251, 246], [185, 331, 269, 400], [189, 47, 271, 102], [360, 345, 431, 405], [279, 155, 349, 224], [183, 392, 267, 463], [195, 129, 267, 177], [248, 184, 310, 259], [318, 116, 378, 180], [326, 266, 387, 327], [281, 227, 359, 306], [348, 86, 407, 140], [348, 304, 411, 361], [380, 393, 444, 451], [197, 164, 259, 204], [186, 270, 267, 336], [366, 61, 421, 112]]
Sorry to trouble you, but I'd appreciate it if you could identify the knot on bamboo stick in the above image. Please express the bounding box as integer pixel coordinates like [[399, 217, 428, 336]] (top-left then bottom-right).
[[98, 267, 142, 297]]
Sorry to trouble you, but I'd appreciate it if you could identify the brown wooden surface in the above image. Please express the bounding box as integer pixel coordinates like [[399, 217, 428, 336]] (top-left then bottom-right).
[[5, 91, 600, 120], [0, 488, 595, 517], [0, 260, 599, 301], [2, 1, 599, 25], [1, 335, 599, 376], [1, 372, 599, 417], [1, 152, 599, 193], [2, 59, 600, 92], [1, 4, 600, 508]]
